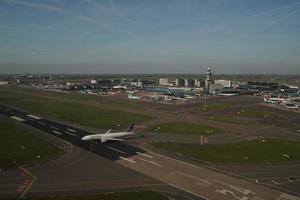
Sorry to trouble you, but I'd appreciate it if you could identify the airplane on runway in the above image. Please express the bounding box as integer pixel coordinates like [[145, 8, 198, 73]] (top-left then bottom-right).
[[81, 124, 135, 143]]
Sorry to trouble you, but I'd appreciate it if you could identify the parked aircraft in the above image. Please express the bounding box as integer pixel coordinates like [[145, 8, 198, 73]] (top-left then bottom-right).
[[264, 97, 284, 104], [128, 93, 140, 100], [81, 124, 135, 143]]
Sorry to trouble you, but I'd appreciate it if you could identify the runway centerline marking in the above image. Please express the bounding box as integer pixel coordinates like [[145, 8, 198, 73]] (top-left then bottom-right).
[[66, 131, 76, 136], [137, 157, 161, 167], [52, 130, 62, 135], [168, 183, 209, 200], [119, 156, 136, 163], [10, 116, 25, 122], [50, 126, 59, 130], [26, 114, 42, 120], [107, 147, 125, 154], [137, 152, 153, 158], [67, 128, 76, 132]]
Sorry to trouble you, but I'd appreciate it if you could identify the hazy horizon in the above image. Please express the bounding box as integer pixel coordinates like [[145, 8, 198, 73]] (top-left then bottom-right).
[[1, 0, 300, 74]]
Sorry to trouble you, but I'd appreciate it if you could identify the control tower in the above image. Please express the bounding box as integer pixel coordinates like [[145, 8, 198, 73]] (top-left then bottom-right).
[[204, 67, 213, 93], [206, 67, 212, 82]]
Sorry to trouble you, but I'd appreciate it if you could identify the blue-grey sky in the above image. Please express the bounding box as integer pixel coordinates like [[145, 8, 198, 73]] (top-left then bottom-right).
[[1, 0, 300, 74]]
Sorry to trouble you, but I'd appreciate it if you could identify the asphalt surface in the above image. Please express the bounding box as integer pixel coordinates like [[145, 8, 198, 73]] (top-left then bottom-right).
[[0, 104, 147, 161], [0, 104, 205, 200], [1, 103, 300, 200]]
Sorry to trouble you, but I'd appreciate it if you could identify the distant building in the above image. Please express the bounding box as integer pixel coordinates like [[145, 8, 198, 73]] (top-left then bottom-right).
[[97, 79, 113, 88], [90, 79, 97, 84], [159, 78, 170, 86], [210, 83, 224, 94], [175, 78, 185, 87], [129, 81, 143, 88], [215, 80, 232, 87], [184, 79, 189, 87], [245, 81, 279, 91], [187, 78, 195, 87]]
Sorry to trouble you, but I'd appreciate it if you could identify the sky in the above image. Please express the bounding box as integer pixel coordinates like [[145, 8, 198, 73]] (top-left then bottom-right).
[[0, 0, 300, 74]]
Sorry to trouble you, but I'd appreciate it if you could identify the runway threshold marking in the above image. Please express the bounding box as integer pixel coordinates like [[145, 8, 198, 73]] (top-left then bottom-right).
[[137, 152, 153, 158], [52, 130, 62, 135], [26, 114, 42, 120], [277, 193, 300, 200], [67, 128, 76, 132], [107, 147, 125, 154], [119, 156, 136, 163], [66, 131, 76, 136], [137, 157, 161, 167], [168, 183, 209, 200], [10, 116, 25, 122]]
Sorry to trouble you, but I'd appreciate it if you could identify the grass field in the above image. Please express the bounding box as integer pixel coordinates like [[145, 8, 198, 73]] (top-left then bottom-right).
[[22, 191, 168, 200], [10, 101, 151, 129], [0, 120, 61, 169], [0, 87, 152, 129], [201, 102, 231, 111], [0, 86, 146, 111], [151, 122, 224, 135], [208, 116, 249, 125], [153, 139, 300, 164], [237, 108, 273, 118]]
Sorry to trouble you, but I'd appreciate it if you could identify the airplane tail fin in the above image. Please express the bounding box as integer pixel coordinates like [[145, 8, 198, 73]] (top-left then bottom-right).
[[126, 123, 135, 132]]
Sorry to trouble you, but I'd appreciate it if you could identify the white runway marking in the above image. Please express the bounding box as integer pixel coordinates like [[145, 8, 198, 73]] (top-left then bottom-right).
[[26, 114, 42, 120], [277, 193, 300, 200], [168, 183, 209, 200], [272, 180, 278, 185], [52, 130, 62, 135], [137, 157, 161, 167], [179, 172, 212, 187], [107, 147, 125, 154], [119, 156, 136, 163], [66, 131, 76, 136], [50, 126, 59, 130], [137, 152, 153, 158], [10, 116, 25, 122], [67, 128, 76, 132]]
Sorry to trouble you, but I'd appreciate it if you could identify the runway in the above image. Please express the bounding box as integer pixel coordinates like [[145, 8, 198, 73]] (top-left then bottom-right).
[[0, 104, 146, 162], [1, 103, 299, 200], [0, 104, 204, 200]]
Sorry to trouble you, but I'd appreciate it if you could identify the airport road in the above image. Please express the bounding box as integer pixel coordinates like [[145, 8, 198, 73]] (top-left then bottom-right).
[[0, 104, 299, 200]]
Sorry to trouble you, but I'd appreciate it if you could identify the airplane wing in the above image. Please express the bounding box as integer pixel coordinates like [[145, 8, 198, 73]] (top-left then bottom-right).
[[105, 129, 112, 134], [101, 138, 124, 143], [105, 138, 124, 141]]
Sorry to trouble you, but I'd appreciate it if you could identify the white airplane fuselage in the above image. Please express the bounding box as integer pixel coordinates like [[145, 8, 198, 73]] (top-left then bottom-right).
[[128, 94, 140, 100], [82, 132, 133, 143], [81, 123, 135, 143]]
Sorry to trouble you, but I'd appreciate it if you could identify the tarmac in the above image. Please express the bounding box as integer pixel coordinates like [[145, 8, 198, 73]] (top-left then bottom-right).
[[0, 103, 299, 200]]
